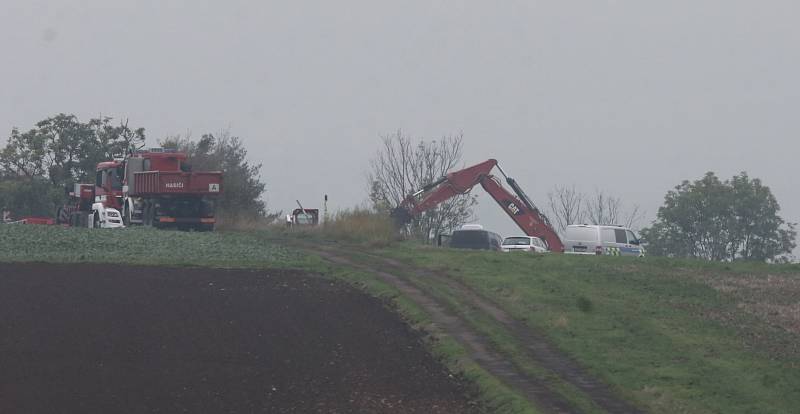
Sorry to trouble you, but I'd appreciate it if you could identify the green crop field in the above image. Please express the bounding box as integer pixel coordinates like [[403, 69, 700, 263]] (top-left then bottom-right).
[[3, 224, 799, 413], [0, 224, 308, 268]]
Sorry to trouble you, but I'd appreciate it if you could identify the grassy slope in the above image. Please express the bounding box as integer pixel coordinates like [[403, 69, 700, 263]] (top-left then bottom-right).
[[376, 243, 800, 414]]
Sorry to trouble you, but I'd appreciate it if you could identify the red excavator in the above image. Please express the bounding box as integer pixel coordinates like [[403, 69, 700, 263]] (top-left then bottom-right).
[[392, 159, 564, 252]]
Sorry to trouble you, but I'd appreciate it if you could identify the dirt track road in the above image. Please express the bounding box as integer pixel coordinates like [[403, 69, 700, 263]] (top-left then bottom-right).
[[315, 245, 643, 414], [0, 263, 478, 414]]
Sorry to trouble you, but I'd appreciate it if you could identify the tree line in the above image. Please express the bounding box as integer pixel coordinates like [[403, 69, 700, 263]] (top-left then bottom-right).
[[4, 116, 794, 262], [0, 114, 269, 222]]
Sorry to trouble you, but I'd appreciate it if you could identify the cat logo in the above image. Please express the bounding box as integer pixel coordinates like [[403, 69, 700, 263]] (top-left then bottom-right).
[[209, 183, 220, 193], [506, 201, 521, 215]]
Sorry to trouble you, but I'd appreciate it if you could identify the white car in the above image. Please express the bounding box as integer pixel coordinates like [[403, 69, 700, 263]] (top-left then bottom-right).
[[501, 236, 549, 253]]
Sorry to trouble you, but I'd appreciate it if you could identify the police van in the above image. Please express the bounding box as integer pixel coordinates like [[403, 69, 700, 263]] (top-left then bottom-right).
[[563, 224, 645, 257]]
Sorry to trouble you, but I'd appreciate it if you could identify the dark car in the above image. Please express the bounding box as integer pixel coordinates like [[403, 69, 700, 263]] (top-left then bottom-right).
[[448, 227, 503, 251]]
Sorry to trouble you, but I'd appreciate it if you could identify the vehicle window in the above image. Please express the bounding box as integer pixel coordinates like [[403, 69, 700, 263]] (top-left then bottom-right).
[[452, 230, 487, 244], [109, 168, 123, 190], [451, 230, 490, 249], [601, 228, 616, 243], [614, 229, 627, 243], [295, 214, 314, 225], [532, 238, 544, 248], [626, 230, 638, 244], [95, 171, 103, 187], [566, 227, 598, 241], [503, 237, 530, 246], [115, 166, 125, 187]]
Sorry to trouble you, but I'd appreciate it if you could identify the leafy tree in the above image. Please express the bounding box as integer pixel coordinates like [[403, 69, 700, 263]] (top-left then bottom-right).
[[0, 114, 145, 218], [160, 130, 273, 221], [641, 172, 796, 262], [0, 114, 145, 187], [367, 131, 477, 242]]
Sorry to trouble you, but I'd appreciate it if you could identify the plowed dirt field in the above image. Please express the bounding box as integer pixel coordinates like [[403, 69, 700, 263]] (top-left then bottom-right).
[[0, 263, 478, 414]]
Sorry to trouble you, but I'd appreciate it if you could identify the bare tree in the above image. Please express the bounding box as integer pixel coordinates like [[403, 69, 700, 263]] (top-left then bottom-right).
[[548, 185, 645, 232], [622, 204, 645, 229], [585, 189, 645, 229], [547, 185, 585, 234], [368, 130, 477, 242], [585, 189, 621, 226]]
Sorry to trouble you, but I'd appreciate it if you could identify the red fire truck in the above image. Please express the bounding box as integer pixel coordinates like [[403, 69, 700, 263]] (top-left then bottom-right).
[[57, 149, 223, 230]]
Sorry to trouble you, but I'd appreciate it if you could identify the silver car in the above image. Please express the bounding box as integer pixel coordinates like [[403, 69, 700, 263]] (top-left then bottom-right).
[[501, 236, 549, 253], [563, 224, 645, 257]]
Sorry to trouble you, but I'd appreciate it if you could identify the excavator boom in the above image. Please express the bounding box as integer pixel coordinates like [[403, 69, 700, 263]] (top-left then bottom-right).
[[394, 159, 564, 252]]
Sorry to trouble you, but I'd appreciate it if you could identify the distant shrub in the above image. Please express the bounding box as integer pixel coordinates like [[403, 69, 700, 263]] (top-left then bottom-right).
[[576, 296, 593, 313]]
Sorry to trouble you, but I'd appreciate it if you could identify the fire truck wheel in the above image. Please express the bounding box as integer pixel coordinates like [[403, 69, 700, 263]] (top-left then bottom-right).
[[57, 207, 68, 225], [142, 205, 149, 226], [143, 204, 154, 227]]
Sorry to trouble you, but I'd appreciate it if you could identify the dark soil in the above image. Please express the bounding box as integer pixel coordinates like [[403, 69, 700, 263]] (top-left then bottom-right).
[[0, 263, 479, 414]]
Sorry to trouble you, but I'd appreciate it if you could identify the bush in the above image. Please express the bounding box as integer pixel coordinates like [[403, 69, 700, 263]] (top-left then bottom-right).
[[576, 296, 593, 313], [0, 178, 63, 218]]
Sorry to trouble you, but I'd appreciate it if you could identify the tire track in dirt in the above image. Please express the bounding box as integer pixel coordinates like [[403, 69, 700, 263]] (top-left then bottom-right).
[[316, 249, 581, 414], [370, 254, 644, 414], [316, 245, 645, 414]]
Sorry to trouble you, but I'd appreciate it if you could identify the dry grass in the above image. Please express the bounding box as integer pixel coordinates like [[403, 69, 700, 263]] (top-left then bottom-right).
[[214, 212, 279, 231], [322, 208, 396, 246], [286, 208, 396, 246], [702, 272, 800, 336]]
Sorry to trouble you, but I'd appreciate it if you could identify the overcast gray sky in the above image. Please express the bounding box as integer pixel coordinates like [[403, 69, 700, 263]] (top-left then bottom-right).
[[2, 1, 798, 245]]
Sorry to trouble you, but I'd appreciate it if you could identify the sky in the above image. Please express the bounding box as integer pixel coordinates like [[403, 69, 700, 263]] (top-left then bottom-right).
[[2, 1, 798, 247]]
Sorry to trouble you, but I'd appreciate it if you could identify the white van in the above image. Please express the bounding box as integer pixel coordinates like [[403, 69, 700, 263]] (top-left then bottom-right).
[[563, 224, 645, 257]]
